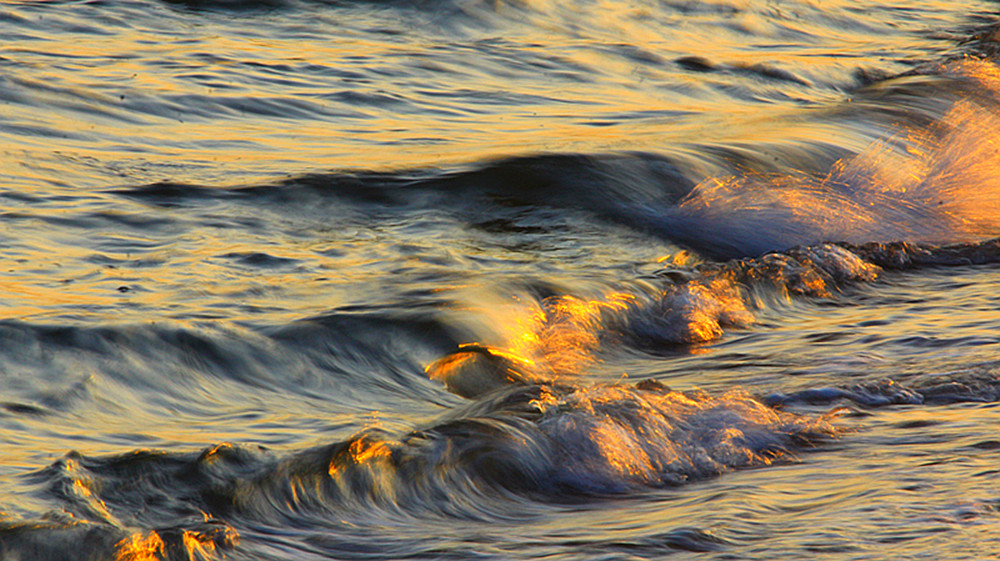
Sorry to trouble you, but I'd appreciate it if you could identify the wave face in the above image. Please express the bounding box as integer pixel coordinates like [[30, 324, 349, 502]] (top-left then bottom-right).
[[4, 0, 1000, 560]]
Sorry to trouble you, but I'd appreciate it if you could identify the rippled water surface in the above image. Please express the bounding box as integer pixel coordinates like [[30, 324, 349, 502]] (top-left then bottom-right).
[[3, 0, 1000, 559]]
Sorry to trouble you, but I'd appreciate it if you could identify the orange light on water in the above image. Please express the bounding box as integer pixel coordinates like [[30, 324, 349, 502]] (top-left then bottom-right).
[[510, 292, 635, 375], [114, 532, 165, 561], [347, 436, 392, 465]]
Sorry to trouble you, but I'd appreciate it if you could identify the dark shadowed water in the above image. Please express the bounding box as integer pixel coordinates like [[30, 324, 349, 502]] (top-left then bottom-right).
[[3, 0, 1000, 559]]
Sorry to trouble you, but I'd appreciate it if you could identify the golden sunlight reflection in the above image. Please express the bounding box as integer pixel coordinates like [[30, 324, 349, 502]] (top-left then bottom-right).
[[179, 529, 229, 560], [536, 383, 843, 485], [114, 532, 165, 561], [6, 0, 1000, 559], [655, 278, 754, 343], [676, 58, 1000, 251], [509, 293, 635, 374], [345, 435, 392, 466], [326, 433, 399, 503], [113, 523, 238, 561], [425, 343, 541, 398], [426, 280, 757, 397], [328, 433, 393, 477], [2, 0, 942, 190]]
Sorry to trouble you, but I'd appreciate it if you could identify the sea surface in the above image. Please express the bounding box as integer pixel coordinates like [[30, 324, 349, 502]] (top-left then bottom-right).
[[3, 0, 1000, 559]]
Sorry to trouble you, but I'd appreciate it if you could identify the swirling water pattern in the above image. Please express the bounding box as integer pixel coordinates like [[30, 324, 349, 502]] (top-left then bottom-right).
[[3, 0, 1000, 559]]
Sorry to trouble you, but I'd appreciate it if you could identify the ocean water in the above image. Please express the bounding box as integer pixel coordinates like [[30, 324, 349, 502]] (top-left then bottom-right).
[[3, 0, 1000, 559]]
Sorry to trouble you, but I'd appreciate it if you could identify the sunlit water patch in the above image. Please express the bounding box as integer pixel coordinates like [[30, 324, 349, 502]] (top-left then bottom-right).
[[3, 0, 1000, 559]]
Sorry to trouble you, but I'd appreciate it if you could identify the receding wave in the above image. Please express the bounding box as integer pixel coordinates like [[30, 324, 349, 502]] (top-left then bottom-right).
[[425, 238, 1000, 401], [13, 335, 1000, 560], [3, 379, 837, 560]]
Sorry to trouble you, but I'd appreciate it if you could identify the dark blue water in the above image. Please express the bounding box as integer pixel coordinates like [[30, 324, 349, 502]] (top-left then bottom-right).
[[3, 0, 1000, 559]]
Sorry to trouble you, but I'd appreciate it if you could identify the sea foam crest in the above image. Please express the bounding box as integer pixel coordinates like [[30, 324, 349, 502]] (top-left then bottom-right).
[[645, 58, 1000, 259], [427, 236, 1000, 401], [530, 381, 839, 490], [8, 380, 838, 552], [290, 381, 841, 508], [427, 241, 886, 398]]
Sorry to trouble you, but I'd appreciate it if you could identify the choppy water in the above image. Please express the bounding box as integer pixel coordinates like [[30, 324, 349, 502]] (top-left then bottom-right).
[[3, 0, 1000, 559]]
